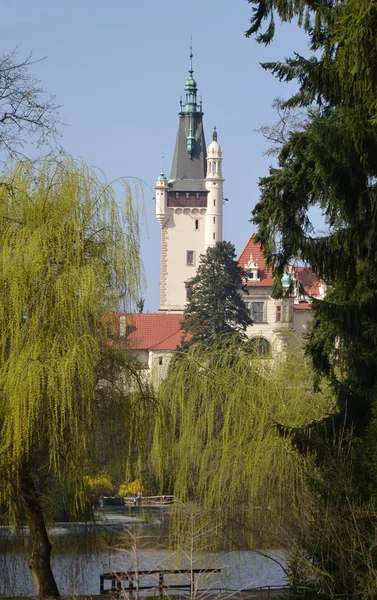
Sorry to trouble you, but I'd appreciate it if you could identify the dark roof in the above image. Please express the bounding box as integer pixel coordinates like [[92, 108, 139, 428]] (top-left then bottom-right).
[[169, 114, 207, 191]]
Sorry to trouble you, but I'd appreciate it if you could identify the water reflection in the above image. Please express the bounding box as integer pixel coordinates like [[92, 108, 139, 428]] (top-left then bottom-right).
[[0, 510, 287, 596]]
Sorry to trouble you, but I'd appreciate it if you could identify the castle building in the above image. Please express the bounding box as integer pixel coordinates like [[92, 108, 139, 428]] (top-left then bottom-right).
[[155, 49, 223, 311], [117, 53, 323, 380]]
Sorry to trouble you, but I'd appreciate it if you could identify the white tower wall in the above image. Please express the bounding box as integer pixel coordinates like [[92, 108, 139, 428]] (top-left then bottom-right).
[[161, 208, 206, 310], [204, 130, 224, 250], [155, 175, 168, 223]]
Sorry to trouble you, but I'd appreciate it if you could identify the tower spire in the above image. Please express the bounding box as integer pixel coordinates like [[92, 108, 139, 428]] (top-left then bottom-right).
[[189, 39, 194, 77], [170, 52, 207, 182]]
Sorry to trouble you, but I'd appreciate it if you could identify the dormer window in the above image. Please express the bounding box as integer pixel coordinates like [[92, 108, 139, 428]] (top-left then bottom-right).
[[244, 254, 260, 282]]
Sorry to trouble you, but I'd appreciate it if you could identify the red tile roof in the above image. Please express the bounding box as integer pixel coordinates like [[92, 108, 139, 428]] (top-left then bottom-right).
[[111, 313, 186, 351], [237, 234, 274, 287], [294, 267, 321, 297], [238, 235, 322, 296], [293, 301, 311, 310]]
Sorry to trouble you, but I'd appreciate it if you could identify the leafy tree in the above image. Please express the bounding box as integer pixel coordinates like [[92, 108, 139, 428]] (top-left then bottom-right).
[[180, 241, 252, 349], [0, 157, 147, 598], [246, 0, 377, 595], [153, 342, 334, 548], [0, 50, 60, 164]]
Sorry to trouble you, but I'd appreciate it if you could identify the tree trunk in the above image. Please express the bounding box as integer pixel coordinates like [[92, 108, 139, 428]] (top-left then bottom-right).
[[19, 470, 60, 598]]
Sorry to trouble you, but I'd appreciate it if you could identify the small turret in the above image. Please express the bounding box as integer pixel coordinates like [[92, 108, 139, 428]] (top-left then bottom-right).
[[206, 126, 223, 178], [155, 165, 168, 225], [204, 126, 224, 249]]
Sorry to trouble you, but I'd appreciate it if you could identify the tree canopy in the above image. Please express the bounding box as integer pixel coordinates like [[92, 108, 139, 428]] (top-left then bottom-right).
[[248, 0, 377, 466], [0, 157, 146, 597], [180, 241, 252, 350], [153, 342, 333, 548], [246, 0, 377, 596]]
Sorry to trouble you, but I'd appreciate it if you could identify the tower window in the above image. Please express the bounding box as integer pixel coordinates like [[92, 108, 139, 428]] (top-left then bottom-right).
[[158, 357, 163, 366], [196, 192, 200, 199], [213, 232, 215, 240], [186, 192, 190, 199], [176, 192, 180, 199], [186, 284, 193, 300], [186, 250, 195, 266], [276, 306, 282, 322], [213, 217, 216, 224], [213, 199, 216, 206], [195, 220, 199, 230]]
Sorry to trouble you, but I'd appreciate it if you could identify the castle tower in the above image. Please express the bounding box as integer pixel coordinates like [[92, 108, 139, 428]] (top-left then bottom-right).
[[155, 50, 224, 312], [205, 126, 223, 250]]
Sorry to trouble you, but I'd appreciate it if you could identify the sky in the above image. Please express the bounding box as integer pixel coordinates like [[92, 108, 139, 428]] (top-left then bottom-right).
[[2, 0, 311, 312]]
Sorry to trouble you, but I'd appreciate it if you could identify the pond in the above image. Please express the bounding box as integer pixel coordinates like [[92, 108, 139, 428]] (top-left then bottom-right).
[[0, 508, 287, 596]]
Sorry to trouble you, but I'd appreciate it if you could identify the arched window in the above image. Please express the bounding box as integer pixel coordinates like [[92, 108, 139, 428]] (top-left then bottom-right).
[[251, 337, 271, 357]]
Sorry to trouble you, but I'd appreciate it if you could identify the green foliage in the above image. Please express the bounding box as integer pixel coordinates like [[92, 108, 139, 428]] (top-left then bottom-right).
[[84, 471, 113, 495], [180, 241, 252, 350], [119, 478, 145, 497], [0, 156, 146, 519], [248, 0, 377, 470], [247, 0, 377, 595], [153, 342, 334, 546]]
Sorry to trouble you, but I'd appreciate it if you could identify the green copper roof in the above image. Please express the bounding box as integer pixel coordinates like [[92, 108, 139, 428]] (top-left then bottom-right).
[[157, 170, 167, 181], [185, 76, 197, 89]]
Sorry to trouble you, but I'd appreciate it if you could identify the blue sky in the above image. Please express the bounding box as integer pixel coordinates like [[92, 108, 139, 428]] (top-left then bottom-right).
[[2, 0, 311, 312]]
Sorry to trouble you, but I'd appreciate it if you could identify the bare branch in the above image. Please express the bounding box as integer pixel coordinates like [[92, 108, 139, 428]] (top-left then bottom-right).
[[0, 49, 62, 164], [256, 97, 320, 157]]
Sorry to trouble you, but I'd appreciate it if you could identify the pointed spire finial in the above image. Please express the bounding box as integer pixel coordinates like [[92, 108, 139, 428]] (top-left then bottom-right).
[[213, 125, 217, 141], [157, 151, 166, 181], [189, 37, 193, 76]]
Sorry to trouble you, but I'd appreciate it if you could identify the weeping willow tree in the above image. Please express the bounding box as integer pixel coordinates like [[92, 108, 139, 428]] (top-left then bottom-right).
[[153, 341, 334, 548], [0, 157, 148, 598]]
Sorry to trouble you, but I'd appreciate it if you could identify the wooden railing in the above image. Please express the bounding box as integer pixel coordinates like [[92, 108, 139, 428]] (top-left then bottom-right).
[[100, 568, 221, 595], [123, 494, 175, 506]]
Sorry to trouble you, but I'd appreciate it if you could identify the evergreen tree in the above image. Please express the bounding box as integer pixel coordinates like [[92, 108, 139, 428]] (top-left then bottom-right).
[[246, 0, 377, 596], [0, 157, 147, 598], [180, 241, 252, 349]]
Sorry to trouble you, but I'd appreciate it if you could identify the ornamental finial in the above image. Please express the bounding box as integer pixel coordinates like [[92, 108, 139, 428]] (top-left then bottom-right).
[[213, 125, 217, 141], [189, 38, 193, 76]]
